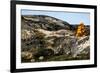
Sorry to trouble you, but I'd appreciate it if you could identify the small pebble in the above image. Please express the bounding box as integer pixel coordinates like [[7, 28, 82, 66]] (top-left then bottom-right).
[[31, 59, 35, 62], [39, 56, 44, 60]]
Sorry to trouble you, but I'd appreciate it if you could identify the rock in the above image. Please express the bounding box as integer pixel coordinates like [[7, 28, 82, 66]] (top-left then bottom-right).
[[21, 51, 33, 61], [39, 56, 44, 60], [73, 36, 90, 57], [52, 36, 78, 55], [21, 15, 90, 62], [22, 15, 71, 31], [21, 29, 33, 40], [31, 59, 35, 62]]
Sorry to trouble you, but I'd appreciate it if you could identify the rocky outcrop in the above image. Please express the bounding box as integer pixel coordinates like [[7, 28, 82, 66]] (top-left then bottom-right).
[[21, 15, 90, 62], [22, 15, 71, 31]]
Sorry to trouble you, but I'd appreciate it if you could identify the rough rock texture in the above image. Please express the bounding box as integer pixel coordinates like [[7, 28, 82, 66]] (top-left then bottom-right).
[[21, 15, 90, 62]]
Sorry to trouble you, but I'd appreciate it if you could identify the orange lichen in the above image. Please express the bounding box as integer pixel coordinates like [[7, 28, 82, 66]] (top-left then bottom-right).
[[76, 22, 86, 37]]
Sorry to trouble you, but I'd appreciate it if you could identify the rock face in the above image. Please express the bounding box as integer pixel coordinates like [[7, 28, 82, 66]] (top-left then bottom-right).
[[21, 15, 90, 62], [22, 15, 71, 31]]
